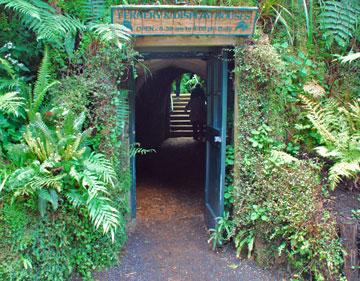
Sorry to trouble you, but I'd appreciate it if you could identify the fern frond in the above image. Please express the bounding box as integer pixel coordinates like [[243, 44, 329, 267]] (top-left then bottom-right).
[[84, 153, 117, 186], [29, 174, 64, 192], [66, 189, 86, 208], [87, 196, 120, 241], [31, 112, 57, 145], [83, 0, 105, 22], [0, 92, 24, 116], [300, 95, 338, 145], [24, 117, 57, 162], [82, 170, 109, 201], [29, 47, 60, 120], [7, 166, 36, 189], [319, 0, 360, 48], [89, 23, 131, 49], [0, 0, 84, 43], [0, 57, 15, 78], [328, 161, 360, 189], [115, 89, 129, 132], [73, 112, 86, 132]]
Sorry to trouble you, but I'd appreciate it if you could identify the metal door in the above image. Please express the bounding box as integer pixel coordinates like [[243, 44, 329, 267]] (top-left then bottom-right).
[[129, 68, 136, 219], [205, 50, 228, 229]]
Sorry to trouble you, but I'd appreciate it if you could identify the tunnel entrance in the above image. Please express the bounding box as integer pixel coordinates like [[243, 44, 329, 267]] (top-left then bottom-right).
[[129, 49, 228, 229], [135, 62, 207, 223]]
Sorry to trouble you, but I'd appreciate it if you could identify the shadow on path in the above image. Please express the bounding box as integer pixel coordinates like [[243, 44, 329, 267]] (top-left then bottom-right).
[[94, 138, 285, 281]]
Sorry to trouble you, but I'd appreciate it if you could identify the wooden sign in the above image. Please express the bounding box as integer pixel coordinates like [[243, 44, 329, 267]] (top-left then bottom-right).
[[111, 5, 258, 37]]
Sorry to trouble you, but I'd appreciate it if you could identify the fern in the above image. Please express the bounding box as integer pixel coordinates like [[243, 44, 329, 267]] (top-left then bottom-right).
[[89, 23, 131, 49], [115, 89, 129, 132], [301, 95, 360, 189], [0, 92, 24, 116], [0, 0, 84, 43], [319, 0, 360, 48], [7, 112, 122, 240], [84, 153, 117, 186], [87, 196, 120, 241], [0, 0, 131, 52], [83, 0, 106, 22], [28, 47, 60, 121], [328, 161, 360, 189], [130, 143, 156, 157]]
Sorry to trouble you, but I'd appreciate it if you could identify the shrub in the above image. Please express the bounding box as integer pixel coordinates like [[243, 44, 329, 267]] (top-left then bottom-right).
[[233, 153, 344, 280], [232, 39, 344, 280], [0, 201, 126, 281]]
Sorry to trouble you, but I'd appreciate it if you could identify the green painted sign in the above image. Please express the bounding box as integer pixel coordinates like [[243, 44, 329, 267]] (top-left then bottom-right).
[[111, 5, 258, 37]]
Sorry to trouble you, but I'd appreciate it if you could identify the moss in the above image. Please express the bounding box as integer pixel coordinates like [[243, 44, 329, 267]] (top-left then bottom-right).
[[232, 39, 344, 280]]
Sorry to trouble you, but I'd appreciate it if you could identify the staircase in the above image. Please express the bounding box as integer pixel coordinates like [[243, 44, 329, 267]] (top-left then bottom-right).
[[170, 93, 193, 138]]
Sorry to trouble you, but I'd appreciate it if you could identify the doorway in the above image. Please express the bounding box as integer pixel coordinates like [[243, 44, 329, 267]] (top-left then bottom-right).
[[129, 48, 228, 229]]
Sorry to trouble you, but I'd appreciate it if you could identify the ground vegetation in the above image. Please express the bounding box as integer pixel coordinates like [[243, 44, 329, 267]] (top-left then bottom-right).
[[0, 0, 359, 280]]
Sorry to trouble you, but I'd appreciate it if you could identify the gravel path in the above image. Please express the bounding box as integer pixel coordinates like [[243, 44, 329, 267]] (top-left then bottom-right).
[[92, 138, 287, 281]]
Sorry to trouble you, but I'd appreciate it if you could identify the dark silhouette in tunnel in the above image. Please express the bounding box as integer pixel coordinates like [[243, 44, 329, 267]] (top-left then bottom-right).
[[135, 66, 206, 149]]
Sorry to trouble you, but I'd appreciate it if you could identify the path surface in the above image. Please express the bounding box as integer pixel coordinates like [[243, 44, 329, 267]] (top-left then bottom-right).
[[93, 138, 286, 281]]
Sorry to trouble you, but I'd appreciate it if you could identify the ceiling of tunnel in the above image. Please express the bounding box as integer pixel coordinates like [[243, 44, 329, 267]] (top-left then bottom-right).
[[136, 59, 206, 90]]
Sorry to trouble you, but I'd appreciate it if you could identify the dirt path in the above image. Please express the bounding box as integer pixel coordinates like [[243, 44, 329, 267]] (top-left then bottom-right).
[[93, 138, 286, 281]]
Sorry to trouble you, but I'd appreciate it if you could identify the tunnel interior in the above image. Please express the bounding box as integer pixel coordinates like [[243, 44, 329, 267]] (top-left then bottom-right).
[[135, 58, 207, 221]]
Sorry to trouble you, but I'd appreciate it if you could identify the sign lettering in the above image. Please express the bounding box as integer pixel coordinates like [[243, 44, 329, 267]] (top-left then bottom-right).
[[112, 5, 258, 36]]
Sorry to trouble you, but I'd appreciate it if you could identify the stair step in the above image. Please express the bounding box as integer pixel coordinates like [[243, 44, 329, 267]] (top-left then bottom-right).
[[173, 102, 189, 106], [170, 125, 193, 131], [170, 131, 192, 138], [171, 110, 189, 115], [170, 114, 190, 120], [170, 93, 192, 138], [172, 98, 190, 102], [173, 105, 187, 110], [171, 93, 190, 96], [170, 121, 191, 126]]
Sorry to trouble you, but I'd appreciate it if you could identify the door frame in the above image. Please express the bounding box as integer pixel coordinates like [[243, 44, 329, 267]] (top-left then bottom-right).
[[128, 48, 228, 226]]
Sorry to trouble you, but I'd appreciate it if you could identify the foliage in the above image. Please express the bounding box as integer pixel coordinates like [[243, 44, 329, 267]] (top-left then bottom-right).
[[301, 95, 360, 189], [233, 154, 344, 280], [130, 143, 156, 157], [0, 201, 126, 281], [0, 0, 83, 45], [6, 112, 122, 241], [224, 145, 235, 210], [232, 41, 344, 280], [208, 212, 235, 250], [27, 46, 60, 121], [319, 0, 360, 49], [0, 91, 24, 116]]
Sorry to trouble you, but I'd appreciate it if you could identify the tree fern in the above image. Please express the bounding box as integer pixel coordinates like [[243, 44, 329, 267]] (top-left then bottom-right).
[[89, 23, 131, 49], [319, 0, 360, 48], [0, 0, 84, 44], [0, 0, 131, 52]]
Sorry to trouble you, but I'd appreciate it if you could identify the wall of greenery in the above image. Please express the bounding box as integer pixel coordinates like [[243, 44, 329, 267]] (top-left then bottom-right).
[[225, 0, 360, 280], [232, 40, 344, 280], [0, 0, 359, 280], [0, 0, 137, 279]]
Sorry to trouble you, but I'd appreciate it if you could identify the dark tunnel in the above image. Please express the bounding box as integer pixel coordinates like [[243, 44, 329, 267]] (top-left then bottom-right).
[[135, 65, 205, 149]]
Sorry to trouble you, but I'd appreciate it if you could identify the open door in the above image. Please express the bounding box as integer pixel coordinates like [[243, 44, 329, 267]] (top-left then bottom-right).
[[205, 50, 228, 229], [129, 68, 136, 219]]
